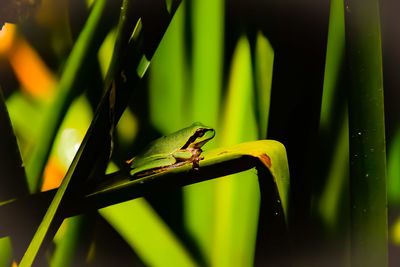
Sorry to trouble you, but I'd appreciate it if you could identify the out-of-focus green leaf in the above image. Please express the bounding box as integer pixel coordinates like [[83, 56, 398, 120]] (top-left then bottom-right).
[[213, 35, 259, 267], [320, 0, 345, 132], [19, 0, 115, 265], [44, 95, 93, 267], [0, 237, 12, 267], [50, 215, 90, 267], [185, 0, 224, 259], [191, 0, 223, 125], [115, 108, 138, 146], [388, 127, 400, 205], [103, 4, 194, 265], [390, 217, 400, 245], [318, 112, 349, 230], [149, 2, 186, 133], [315, 0, 347, 233], [20, 0, 184, 265], [6, 92, 42, 148], [345, 0, 387, 266], [254, 32, 274, 138], [100, 198, 199, 267], [98, 28, 117, 78], [53, 95, 93, 170], [24, 0, 116, 193]]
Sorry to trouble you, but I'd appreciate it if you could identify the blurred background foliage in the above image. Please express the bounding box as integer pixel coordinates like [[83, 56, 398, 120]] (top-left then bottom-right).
[[0, 0, 399, 266]]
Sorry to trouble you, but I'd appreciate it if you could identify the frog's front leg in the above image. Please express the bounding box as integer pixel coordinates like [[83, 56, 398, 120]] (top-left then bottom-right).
[[173, 149, 203, 170]]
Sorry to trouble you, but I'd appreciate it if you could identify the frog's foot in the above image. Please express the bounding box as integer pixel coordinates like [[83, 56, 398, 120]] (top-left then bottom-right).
[[192, 156, 204, 171]]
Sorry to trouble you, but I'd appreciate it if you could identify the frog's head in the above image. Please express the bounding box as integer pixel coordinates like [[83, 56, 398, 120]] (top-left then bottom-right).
[[182, 122, 215, 149]]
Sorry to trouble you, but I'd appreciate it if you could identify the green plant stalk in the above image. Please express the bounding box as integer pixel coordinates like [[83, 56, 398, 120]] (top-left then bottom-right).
[[0, 140, 289, 237], [345, 0, 387, 266]]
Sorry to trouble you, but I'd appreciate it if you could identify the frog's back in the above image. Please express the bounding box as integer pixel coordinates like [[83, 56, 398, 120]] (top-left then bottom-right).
[[142, 128, 193, 156], [130, 123, 208, 168]]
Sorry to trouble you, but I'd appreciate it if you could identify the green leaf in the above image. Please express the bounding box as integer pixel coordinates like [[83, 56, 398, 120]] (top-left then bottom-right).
[[213, 35, 259, 267], [315, 0, 349, 235], [320, 0, 346, 132], [388, 127, 400, 205], [254, 32, 274, 138], [100, 198, 199, 267], [19, 0, 114, 265], [345, 0, 387, 266], [90, 140, 290, 220], [149, 2, 186, 133], [24, 0, 116, 193], [50, 215, 90, 267], [318, 112, 349, 230], [0, 237, 12, 267], [1, 140, 289, 235], [185, 0, 224, 259], [19, 1, 184, 265]]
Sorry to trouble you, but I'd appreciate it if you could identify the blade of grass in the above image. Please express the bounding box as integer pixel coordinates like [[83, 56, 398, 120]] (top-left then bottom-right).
[[126, 2, 202, 263], [314, 0, 349, 236], [320, 0, 346, 133], [191, 0, 224, 125], [254, 32, 274, 138], [149, 2, 186, 134], [0, 237, 12, 267], [24, 0, 117, 193], [101, 2, 197, 265], [345, 0, 387, 266], [318, 112, 349, 230], [50, 215, 92, 267], [185, 0, 224, 260], [19, 0, 118, 265], [47, 4, 130, 265], [213, 35, 259, 267], [100, 198, 199, 267], [387, 127, 400, 205], [5, 92, 42, 148]]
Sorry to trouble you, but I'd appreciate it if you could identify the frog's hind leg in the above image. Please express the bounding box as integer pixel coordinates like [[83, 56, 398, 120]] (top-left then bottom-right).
[[130, 156, 176, 179]]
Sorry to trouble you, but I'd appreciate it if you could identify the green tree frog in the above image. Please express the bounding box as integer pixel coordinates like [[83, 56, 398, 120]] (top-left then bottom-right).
[[127, 122, 215, 179]]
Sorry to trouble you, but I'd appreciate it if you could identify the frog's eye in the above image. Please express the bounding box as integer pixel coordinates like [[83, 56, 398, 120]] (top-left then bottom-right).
[[196, 129, 205, 138]]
